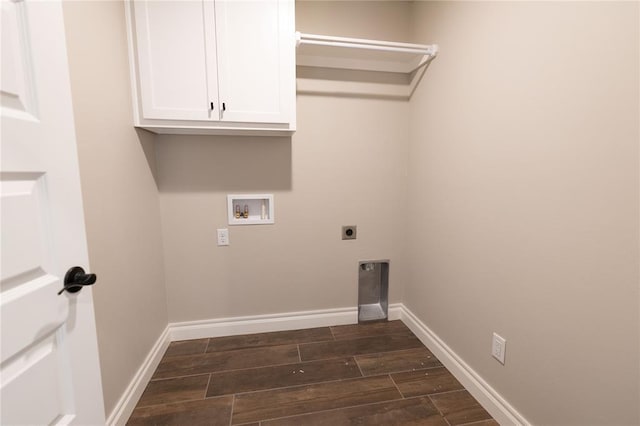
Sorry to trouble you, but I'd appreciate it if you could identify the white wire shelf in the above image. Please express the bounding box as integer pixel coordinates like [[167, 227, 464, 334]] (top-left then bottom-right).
[[295, 32, 438, 74]]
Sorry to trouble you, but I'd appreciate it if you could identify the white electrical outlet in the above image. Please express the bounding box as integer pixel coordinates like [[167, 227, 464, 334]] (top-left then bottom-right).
[[217, 228, 229, 246], [492, 332, 506, 364]]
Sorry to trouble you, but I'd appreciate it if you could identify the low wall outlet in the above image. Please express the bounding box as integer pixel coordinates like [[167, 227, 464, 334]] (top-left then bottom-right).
[[491, 332, 506, 364], [217, 228, 229, 246]]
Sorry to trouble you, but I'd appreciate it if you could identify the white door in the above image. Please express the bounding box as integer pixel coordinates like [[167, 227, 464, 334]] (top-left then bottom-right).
[[215, 0, 294, 123], [1, 0, 106, 425]]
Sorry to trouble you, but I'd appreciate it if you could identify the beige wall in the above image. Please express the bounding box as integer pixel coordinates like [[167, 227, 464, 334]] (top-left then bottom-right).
[[295, 0, 411, 40], [156, 1, 412, 322], [63, 1, 169, 417], [406, 2, 639, 425]]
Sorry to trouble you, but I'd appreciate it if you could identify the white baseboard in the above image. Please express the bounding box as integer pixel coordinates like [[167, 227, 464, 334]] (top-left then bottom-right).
[[106, 325, 171, 426], [398, 304, 529, 426], [106, 302, 526, 426], [169, 306, 357, 341], [388, 303, 403, 320], [169, 303, 404, 341]]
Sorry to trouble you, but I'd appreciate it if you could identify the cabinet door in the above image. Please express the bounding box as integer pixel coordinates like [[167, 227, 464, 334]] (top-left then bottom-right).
[[214, 0, 294, 124], [133, 0, 218, 121]]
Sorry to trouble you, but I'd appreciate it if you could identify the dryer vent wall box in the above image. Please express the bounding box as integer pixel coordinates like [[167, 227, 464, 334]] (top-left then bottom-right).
[[125, 0, 296, 136]]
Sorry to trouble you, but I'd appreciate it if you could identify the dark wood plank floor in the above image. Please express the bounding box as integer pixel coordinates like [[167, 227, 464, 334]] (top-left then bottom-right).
[[127, 320, 497, 426]]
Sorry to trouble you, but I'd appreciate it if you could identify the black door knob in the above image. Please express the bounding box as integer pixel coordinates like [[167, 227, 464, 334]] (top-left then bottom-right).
[[58, 266, 97, 295]]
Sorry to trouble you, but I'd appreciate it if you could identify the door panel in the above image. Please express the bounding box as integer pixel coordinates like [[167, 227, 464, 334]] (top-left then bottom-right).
[[0, 174, 48, 286], [0, 0, 36, 120], [1, 333, 72, 425], [0, 273, 66, 362]]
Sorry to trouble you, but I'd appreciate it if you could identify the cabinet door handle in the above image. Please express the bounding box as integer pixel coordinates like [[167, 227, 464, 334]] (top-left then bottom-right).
[[222, 102, 226, 111], [210, 102, 214, 110]]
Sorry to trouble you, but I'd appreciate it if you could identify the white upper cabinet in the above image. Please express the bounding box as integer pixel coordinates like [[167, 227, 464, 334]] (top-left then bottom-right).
[[215, 1, 292, 124], [132, 1, 217, 121], [126, 0, 295, 136]]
